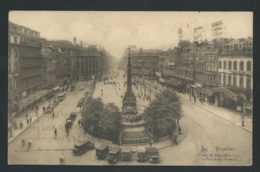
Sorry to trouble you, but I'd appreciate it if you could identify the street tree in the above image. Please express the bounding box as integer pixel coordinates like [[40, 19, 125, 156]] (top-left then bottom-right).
[[143, 89, 182, 138]]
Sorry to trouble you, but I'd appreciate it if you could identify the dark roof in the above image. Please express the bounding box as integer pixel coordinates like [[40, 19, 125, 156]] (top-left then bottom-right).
[[48, 40, 74, 49], [97, 144, 109, 150], [109, 147, 120, 153]]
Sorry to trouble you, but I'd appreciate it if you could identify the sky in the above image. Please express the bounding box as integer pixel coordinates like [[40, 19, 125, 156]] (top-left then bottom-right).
[[9, 11, 253, 59]]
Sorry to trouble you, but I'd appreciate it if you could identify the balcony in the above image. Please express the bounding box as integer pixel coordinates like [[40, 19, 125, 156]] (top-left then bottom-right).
[[21, 82, 42, 90], [20, 41, 42, 47], [20, 63, 41, 68], [20, 71, 41, 78]]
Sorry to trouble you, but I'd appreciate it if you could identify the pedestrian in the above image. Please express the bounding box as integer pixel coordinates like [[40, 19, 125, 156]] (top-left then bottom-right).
[[53, 112, 55, 118], [178, 126, 182, 134], [28, 139, 32, 149], [30, 117, 32, 124], [19, 121, 23, 129], [78, 120, 81, 127], [66, 129, 69, 137], [25, 113, 28, 119], [60, 152, 65, 164], [27, 119, 30, 125], [54, 128, 57, 137]]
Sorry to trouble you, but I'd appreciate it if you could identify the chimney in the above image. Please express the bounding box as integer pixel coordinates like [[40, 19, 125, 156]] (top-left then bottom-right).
[[73, 37, 77, 46], [80, 41, 83, 48]]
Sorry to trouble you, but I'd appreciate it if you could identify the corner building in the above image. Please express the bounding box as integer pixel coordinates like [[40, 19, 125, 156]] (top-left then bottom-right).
[[8, 22, 43, 115]]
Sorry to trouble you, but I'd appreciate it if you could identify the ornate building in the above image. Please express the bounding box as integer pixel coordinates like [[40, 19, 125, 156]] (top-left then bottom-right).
[[8, 21, 43, 115]]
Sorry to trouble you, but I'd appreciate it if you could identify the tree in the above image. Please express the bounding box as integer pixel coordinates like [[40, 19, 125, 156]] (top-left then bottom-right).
[[99, 103, 121, 142], [143, 89, 182, 138], [81, 97, 104, 136], [81, 99, 122, 142]]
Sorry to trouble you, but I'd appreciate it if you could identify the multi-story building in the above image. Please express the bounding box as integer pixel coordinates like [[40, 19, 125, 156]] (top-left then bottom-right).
[[175, 43, 196, 93], [131, 49, 162, 80], [8, 21, 43, 115], [217, 38, 253, 115], [156, 37, 253, 115], [74, 45, 104, 81]]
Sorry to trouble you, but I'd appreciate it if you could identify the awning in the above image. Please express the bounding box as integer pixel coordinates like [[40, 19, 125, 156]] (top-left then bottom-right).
[[53, 86, 60, 91], [195, 83, 202, 88]]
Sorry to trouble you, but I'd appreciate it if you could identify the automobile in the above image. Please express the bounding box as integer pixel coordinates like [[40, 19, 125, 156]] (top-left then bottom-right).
[[47, 105, 54, 114], [136, 147, 148, 162], [72, 141, 94, 156], [53, 99, 59, 107], [121, 147, 132, 161], [69, 112, 77, 121], [80, 86, 84, 91], [57, 93, 66, 102], [107, 147, 121, 164], [147, 147, 160, 163], [65, 118, 73, 129], [96, 144, 110, 160], [70, 85, 75, 91], [46, 93, 55, 100], [77, 101, 83, 107]]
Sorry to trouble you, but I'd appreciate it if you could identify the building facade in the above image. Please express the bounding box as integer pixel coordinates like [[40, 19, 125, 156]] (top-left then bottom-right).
[[131, 49, 161, 80], [156, 38, 253, 115], [74, 46, 104, 81], [217, 38, 253, 114], [8, 22, 43, 115]]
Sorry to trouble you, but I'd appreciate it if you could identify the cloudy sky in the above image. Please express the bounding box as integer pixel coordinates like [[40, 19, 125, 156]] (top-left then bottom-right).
[[9, 11, 252, 59]]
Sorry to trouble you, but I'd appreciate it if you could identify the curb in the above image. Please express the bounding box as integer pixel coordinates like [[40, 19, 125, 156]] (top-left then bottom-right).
[[8, 112, 44, 144], [157, 123, 187, 150], [179, 95, 252, 133]]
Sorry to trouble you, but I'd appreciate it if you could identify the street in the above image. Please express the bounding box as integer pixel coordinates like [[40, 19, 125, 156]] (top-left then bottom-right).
[[8, 70, 252, 165]]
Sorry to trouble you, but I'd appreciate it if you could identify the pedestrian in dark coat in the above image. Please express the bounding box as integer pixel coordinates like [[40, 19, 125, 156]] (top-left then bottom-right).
[[30, 117, 32, 123], [178, 126, 182, 134], [19, 121, 23, 129], [54, 128, 57, 137], [27, 119, 29, 125]]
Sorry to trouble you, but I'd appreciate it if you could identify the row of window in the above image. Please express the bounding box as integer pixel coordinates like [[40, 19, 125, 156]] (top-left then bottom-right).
[[9, 48, 41, 59], [132, 57, 159, 62], [219, 75, 251, 89], [196, 74, 217, 83], [219, 60, 252, 71], [9, 23, 40, 37], [20, 77, 42, 88], [206, 65, 217, 72], [9, 34, 42, 46]]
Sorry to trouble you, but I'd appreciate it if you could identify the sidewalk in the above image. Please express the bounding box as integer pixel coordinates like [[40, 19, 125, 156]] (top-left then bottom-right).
[[177, 92, 252, 133], [8, 99, 50, 143], [142, 80, 252, 133]]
